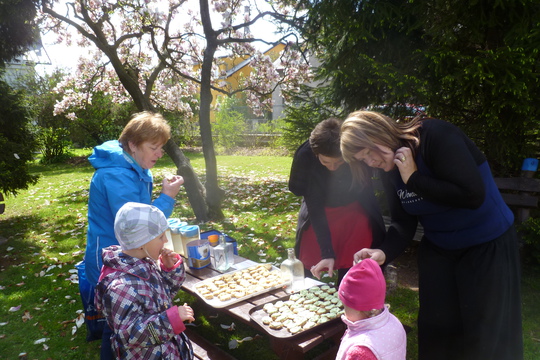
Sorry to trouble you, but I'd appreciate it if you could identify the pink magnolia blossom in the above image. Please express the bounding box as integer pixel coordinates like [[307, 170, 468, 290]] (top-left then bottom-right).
[[41, 0, 312, 119]]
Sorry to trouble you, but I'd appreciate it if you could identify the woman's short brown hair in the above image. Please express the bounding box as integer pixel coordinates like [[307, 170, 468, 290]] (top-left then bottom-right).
[[118, 111, 171, 152], [309, 117, 344, 157]]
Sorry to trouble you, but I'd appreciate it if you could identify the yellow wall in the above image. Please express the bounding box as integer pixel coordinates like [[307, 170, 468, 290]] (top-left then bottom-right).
[[208, 43, 287, 119]]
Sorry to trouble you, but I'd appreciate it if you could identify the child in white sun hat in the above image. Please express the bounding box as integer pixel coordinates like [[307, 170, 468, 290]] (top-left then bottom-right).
[[94, 202, 194, 360], [337, 258, 407, 360]]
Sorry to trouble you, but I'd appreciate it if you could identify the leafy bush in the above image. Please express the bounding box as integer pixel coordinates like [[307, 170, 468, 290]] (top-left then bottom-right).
[[214, 96, 247, 150], [518, 216, 540, 264], [0, 78, 39, 196], [38, 127, 73, 164]]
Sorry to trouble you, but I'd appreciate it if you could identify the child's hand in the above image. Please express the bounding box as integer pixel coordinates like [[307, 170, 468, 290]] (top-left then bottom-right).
[[160, 248, 180, 269], [178, 303, 195, 323]]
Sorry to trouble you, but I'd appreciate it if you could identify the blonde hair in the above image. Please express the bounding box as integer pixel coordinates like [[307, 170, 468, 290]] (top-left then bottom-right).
[[340, 111, 422, 186], [118, 111, 171, 154]]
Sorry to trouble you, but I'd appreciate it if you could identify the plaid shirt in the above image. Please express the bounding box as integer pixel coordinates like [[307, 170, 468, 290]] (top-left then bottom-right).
[[95, 246, 193, 359]]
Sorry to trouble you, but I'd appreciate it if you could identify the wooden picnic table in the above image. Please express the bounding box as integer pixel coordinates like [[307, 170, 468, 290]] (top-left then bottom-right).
[[181, 255, 345, 360]]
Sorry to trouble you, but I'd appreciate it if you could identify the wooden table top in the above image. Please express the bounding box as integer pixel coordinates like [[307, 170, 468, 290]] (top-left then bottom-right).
[[181, 255, 346, 357]]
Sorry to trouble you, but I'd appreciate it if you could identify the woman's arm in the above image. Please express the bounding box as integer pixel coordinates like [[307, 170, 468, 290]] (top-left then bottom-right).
[[289, 142, 335, 259], [406, 120, 486, 209]]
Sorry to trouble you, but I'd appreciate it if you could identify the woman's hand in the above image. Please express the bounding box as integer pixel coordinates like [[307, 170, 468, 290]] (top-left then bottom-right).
[[353, 248, 386, 266], [178, 303, 195, 323], [161, 175, 184, 198], [393, 147, 417, 184], [310, 258, 335, 280]]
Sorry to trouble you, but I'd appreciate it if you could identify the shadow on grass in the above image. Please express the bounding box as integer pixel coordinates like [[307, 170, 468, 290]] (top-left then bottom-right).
[[0, 212, 86, 267]]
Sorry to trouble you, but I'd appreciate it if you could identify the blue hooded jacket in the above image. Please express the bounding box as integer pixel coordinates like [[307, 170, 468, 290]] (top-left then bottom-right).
[[84, 140, 175, 285]]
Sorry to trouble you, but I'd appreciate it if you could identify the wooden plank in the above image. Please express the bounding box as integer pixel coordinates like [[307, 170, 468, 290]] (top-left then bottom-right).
[[494, 177, 540, 192], [500, 193, 538, 208], [185, 327, 237, 360], [181, 258, 344, 359], [226, 301, 255, 324]]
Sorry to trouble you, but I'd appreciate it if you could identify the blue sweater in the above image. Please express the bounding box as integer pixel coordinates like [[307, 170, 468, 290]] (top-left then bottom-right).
[[85, 140, 175, 285]]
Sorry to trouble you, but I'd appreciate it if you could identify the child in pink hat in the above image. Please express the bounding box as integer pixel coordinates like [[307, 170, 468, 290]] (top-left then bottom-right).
[[337, 259, 406, 360]]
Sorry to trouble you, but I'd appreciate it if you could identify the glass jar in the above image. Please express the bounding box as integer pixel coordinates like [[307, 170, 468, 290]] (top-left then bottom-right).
[[280, 248, 305, 292]]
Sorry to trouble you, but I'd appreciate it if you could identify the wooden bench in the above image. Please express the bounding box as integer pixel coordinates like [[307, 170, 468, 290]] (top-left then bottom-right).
[[494, 176, 540, 223], [184, 327, 238, 360]]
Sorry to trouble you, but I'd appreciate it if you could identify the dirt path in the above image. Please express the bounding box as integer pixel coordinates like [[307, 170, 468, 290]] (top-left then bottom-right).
[[390, 241, 419, 291]]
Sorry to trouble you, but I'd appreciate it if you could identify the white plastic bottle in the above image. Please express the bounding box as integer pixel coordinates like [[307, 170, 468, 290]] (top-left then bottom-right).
[[280, 248, 305, 292], [214, 234, 234, 271]]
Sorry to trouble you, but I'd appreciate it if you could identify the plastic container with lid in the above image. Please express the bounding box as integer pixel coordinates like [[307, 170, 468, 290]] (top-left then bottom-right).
[[167, 218, 188, 256], [186, 239, 211, 269], [179, 225, 200, 258]]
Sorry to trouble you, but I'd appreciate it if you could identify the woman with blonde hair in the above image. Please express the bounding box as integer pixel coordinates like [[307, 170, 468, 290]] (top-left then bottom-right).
[[340, 110, 523, 360]]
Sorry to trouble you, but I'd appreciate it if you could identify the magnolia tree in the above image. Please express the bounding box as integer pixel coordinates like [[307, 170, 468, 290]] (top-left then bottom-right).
[[40, 0, 311, 221]]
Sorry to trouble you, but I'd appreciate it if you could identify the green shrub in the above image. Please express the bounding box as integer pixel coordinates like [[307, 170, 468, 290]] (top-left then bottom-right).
[[518, 217, 540, 264], [214, 96, 247, 150], [38, 127, 73, 164], [0, 79, 39, 195]]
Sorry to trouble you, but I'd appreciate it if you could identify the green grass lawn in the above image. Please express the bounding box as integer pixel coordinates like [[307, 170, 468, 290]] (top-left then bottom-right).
[[0, 149, 538, 359]]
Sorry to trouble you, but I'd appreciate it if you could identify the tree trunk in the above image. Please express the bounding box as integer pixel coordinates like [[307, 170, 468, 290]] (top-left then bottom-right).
[[42, 2, 223, 222], [198, 0, 225, 220], [163, 139, 209, 222]]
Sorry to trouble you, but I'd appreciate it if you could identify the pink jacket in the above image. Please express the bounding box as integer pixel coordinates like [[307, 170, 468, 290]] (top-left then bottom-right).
[[337, 306, 406, 360]]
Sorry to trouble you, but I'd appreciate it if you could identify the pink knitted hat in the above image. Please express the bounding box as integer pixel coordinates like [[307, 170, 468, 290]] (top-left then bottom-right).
[[338, 258, 386, 311]]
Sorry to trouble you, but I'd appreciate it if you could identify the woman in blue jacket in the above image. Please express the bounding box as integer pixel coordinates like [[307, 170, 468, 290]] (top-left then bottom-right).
[[85, 111, 183, 359]]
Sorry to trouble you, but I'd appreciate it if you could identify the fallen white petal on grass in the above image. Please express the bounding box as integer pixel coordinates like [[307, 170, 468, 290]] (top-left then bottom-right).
[[220, 322, 235, 331], [9, 305, 21, 312], [33, 338, 49, 344], [46, 265, 57, 272], [0, 322, 8, 326], [228, 336, 254, 349], [75, 313, 85, 328]]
